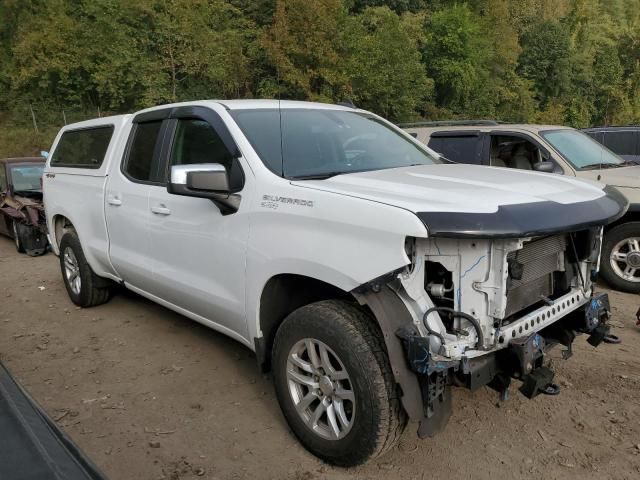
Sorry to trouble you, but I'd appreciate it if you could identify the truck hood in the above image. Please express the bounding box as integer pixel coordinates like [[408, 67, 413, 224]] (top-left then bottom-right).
[[577, 165, 640, 189], [293, 164, 605, 213], [292, 164, 627, 238]]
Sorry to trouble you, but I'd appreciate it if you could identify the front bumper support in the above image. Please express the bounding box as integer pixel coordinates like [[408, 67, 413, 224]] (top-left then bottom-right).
[[397, 293, 614, 437]]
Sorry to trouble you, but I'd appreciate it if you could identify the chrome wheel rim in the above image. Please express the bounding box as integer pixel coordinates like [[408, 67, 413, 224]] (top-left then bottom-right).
[[63, 248, 82, 295], [287, 338, 355, 440], [610, 237, 640, 283]]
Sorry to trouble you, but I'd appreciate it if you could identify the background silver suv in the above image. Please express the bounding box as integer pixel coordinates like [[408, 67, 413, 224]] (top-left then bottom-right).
[[403, 120, 640, 293]]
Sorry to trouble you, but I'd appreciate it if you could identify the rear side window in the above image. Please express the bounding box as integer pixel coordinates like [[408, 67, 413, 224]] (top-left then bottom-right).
[[50, 126, 114, 168], [428, 135, 482, 164], [124, 121, 163, 182], [602, 131, 637, 156]]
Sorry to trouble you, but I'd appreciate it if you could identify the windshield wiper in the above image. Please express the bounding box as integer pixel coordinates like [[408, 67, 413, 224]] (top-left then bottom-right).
[[579, 163, 624, 171], [292, 172, 346, 180]]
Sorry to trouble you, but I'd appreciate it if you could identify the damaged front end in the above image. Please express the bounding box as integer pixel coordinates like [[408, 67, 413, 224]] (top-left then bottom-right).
[[1, 193, 48, 256], [355, 228, 613, 439]]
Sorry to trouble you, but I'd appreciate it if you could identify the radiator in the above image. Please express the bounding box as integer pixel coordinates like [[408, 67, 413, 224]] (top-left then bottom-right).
[[505, 235, 566, 317]]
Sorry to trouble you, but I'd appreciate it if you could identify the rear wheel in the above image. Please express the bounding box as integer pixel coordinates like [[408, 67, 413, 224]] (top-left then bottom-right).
[[601, 223, 640, 293], [11, 221, 25, 253], [59, 231, 112, 307], [272, 300, 405, 466]]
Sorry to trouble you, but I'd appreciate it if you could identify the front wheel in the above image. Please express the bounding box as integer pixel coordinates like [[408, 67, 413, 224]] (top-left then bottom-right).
[[272, 300, 406, 467], [59, 231, 113, 307], [600, 222, 640, 293]]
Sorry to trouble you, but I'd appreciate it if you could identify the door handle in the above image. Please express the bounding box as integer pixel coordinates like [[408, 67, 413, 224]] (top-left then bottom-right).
[[150, 205, 171, 216], [107, 195, 122, 206]]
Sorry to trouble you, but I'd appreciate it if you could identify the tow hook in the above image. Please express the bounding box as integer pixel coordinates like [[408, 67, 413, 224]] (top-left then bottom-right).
[[519, 366, 560, 398], [583, 293, 612, 347], [490, 333, 559, 400]]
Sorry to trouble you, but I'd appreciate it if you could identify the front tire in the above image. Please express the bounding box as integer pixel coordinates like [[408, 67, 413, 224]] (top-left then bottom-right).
[[59, 231, 113, 307], [272, 300, 406, 466], [600, 222, 640, 293]]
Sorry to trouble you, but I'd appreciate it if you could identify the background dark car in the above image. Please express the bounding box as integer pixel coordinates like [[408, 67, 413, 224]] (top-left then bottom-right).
[[582, 126, 640, 164], [0, 157, 48, 255]]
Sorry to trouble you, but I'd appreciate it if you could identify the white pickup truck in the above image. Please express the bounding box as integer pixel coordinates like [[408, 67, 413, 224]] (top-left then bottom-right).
[[44, 100, 627, 466]]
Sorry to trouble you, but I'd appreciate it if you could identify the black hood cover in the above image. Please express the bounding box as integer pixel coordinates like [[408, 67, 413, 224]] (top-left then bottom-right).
[[417, 186, 629, 238]]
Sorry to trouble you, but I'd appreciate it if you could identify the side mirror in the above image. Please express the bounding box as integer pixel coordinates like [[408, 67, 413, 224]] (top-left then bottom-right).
[[168, 163, 230, 198], [533, 161, 555, 173]]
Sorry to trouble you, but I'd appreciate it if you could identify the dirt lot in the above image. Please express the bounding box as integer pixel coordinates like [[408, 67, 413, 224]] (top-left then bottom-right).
[[0, 237, 639, 480]]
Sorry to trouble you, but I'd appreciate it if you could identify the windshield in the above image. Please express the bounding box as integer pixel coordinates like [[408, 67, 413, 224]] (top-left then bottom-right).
[[229, 108, 442, 178], [10, 164, 44, 192], [541, 129, 625, 170]]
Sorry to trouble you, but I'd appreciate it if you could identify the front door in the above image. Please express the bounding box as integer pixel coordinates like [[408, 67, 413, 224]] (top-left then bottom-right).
[[146, 111, 251, 339]]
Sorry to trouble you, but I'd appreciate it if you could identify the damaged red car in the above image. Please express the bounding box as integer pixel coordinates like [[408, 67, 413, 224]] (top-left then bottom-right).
[[0, 157, 48, 255]]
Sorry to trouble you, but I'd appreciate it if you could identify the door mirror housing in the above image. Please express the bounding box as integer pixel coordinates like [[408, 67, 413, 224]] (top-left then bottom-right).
[[169, 163, 230, 197], [533, 161, 555, 173], [168, 163, 240, 214]]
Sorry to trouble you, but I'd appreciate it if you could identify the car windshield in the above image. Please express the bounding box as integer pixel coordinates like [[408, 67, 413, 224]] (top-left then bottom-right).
[[10, 164, 44, 192], [229, 108, 442, 179], [541, 129, 625, 170]]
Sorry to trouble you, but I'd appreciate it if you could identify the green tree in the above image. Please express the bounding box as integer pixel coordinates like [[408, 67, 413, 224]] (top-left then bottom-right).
[[345, 7, 432, 120], [262, 0, 350, 101], [517, 20, 572, 106], [422, 4, 492, 116]]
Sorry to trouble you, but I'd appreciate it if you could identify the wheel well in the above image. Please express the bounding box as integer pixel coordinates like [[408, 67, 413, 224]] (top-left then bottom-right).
[[257, 274, 352, 371], [53, 215, 75, 247], [605, 212, 640, 231]]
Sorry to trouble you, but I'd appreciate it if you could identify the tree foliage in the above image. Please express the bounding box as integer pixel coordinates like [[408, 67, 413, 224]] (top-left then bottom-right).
[[3, 0, 640, 156]]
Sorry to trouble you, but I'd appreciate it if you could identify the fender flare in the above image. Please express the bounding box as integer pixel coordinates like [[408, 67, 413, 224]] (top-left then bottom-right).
[[352, 286, 423, 422]]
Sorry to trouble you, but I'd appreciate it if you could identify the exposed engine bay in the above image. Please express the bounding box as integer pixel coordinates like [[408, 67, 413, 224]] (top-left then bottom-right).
[[390, 229, 610, 437]]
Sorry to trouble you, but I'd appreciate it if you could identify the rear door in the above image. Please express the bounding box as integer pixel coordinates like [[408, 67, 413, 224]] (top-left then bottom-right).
[[105, 117, 168, 289]]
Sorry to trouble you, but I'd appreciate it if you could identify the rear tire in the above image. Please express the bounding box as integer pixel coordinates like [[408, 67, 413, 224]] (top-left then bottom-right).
[[600, 222, 640, 293], [272, 299, 406, 466], [11, 221, 25, 253], [59, 231, 113, 307]]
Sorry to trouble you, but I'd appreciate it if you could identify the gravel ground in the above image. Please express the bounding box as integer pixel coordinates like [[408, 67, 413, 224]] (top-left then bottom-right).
[[0, 236, 639, 480]]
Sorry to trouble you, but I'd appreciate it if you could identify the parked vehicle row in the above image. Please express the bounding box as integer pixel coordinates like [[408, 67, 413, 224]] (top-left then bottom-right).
[[402, 121, 640, 293], [40, 100, 626, 466]]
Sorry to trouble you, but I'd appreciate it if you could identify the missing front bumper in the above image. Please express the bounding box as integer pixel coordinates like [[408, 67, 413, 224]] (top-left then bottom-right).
[[399, 292, 613, 437]]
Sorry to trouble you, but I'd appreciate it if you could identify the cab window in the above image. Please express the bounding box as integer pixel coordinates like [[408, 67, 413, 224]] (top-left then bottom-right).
[[169, 119, 243, 191], [490, 134, 544, 170]]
